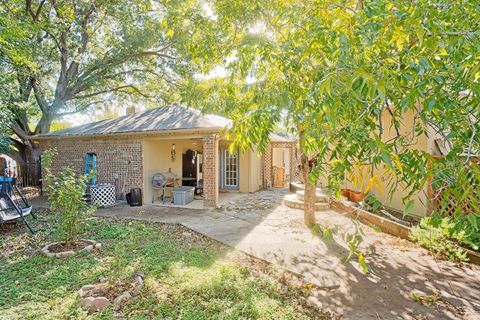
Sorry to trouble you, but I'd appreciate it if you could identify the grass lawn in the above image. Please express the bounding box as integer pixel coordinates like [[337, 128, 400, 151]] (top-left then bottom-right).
[[0, 210, 333, 319]]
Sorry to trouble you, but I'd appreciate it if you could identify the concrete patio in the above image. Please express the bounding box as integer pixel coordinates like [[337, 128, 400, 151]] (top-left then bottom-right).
[[93, 189, 480, 319]]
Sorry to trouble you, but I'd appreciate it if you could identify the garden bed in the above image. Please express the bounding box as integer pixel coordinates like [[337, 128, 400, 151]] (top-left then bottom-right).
[[41, 239, 102, 258], [331, 199, 480, 265]]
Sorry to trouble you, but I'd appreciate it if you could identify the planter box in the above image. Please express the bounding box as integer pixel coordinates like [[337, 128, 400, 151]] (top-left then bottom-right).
[[332, 200, 411, 239], [331, 199, 480, 265], [173, 186, 195, 205]]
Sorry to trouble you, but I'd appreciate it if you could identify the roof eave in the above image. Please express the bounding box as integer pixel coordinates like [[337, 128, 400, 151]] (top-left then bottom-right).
[[30, 127, 227, 141]]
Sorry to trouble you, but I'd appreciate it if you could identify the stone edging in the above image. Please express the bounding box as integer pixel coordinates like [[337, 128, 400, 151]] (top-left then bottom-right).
[[331, 199, 480, 265], [78, 273, 144, 313], [41, 239, 102, 258]]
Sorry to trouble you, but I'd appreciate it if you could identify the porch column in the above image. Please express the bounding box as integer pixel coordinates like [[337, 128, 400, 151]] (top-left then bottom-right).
[[202, 133, 219, 207]]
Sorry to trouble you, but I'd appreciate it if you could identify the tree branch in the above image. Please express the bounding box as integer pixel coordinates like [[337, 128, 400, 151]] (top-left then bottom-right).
[[10, 121, 29, 141], [30, 77, 49, 114], [66, 4, 96, 83], [26, 0, 46, 21], [71, 84, 151, 100], [56, 99, 108, 116]]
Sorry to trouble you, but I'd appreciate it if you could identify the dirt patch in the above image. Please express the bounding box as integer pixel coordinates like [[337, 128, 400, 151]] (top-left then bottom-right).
[[47, 240, 92, 253]]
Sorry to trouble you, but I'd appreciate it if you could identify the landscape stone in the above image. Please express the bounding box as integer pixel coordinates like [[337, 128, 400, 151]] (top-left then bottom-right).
[[89, 296, 110, 311], [80, 297, 94, 308], [113, 291, 132, 310]]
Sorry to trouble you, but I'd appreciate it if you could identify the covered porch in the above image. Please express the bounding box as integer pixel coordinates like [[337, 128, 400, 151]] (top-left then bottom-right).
[[143, 133, 256, 208]]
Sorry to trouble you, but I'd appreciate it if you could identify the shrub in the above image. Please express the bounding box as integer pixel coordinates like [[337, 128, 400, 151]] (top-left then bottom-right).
[[410, 215, 469, 262], [41, 148, 96, 244]]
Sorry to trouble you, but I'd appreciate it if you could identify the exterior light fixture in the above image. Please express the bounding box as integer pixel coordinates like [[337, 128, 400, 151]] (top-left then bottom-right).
[[171, 144, 176, 162], [192, 150, 197, 164]]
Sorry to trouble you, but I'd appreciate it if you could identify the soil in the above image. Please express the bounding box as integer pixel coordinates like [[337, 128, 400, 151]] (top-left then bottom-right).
[[48, 240, 92, 253]]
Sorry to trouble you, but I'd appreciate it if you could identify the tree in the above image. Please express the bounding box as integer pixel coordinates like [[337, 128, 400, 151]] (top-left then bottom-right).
[[0, 0, 209, 166], [0, 106, 11, 153], [185, 0, 479, 226]]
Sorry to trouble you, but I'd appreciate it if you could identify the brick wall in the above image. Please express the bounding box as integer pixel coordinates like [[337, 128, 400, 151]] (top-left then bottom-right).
[[202, 134, 218, 207], [39, 136, 143, 199]]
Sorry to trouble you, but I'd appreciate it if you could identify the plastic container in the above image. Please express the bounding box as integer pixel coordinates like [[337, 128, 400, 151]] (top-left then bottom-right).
[[173, 186, 195, 205]]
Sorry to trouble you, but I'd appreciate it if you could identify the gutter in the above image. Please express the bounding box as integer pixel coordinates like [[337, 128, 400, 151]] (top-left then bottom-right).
[[29, 127, 227, 141]]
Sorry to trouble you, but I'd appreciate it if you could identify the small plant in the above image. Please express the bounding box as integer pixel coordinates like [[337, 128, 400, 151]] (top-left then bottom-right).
[[343, 231, 371, 274], [410, 290, 440, 307], [364, 194, 383, 213], [42, 148, 96, 244], [410, 215, 469, 262], [309, 223, 338, 240]]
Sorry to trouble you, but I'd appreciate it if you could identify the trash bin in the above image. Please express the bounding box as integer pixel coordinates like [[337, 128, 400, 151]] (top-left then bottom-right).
[[126, 188, 142, 207]]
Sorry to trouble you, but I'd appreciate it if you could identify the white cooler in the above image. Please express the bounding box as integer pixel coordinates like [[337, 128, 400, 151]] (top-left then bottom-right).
[[172, 186, 195, 205]]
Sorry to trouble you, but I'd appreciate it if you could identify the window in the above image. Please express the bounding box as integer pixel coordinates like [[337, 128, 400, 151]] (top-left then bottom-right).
[[224, 149, 238, 187]]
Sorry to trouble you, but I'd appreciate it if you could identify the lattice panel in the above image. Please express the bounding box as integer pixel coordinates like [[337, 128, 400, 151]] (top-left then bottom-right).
[[91, 184, 116, 208], [432, 186, 478, 216], [263, 142, 298, 188], [428, 157, 479, 216], [263, 143, 272, 188]]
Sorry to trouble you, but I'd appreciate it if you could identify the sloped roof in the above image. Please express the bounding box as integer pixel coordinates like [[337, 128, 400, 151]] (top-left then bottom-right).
[[38, 104, 232, 138], [269, 133, 297, 143]]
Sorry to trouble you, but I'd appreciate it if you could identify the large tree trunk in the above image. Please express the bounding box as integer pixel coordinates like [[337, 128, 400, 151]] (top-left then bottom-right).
[[301, 158, 317, 227], [302, 168, 316, 227], [23, 140, 41, 164], [298, 129, 317, 227], [22, 140, 41, 183], [34, 113, 53, 135]]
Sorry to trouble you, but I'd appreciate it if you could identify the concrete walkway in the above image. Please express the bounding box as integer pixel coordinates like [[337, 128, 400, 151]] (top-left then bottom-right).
[[95, 190, 480, 320]]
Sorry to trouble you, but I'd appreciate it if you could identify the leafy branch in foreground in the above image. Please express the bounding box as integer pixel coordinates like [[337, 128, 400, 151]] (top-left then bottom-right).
[[186, 0, 479, 227]]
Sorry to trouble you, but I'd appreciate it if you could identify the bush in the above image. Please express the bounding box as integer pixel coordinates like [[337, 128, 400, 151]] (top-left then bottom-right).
[[41, 148, 96, 244], [410, 215, 469, 262]]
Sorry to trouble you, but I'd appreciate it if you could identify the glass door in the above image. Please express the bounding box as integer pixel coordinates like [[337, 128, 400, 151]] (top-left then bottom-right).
[[220, 149, 239, 189]]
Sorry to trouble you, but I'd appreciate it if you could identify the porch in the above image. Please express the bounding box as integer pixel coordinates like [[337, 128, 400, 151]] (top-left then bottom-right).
[[151, 191, 248, 210], [143, 133, 257, 208]]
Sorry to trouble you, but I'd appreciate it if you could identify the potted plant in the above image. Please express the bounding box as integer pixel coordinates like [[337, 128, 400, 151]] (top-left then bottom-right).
[[341, 185, 351, 199], [349, 189, 365, 202], [348, 162, 382, 203]]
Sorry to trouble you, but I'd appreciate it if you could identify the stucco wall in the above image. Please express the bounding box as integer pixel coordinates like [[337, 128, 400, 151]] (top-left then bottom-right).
[[143, 138, 202, 203], [237, 146, 263, 193], [38, 136, 143, 199], [341, 109, 429, 216], [143, 138, 262, 203], [249, 147, 263, 192]]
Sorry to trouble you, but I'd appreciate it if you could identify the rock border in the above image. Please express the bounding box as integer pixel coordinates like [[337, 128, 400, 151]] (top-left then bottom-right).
[[41, 239, 102, 258], [78, 273, 144, 313]]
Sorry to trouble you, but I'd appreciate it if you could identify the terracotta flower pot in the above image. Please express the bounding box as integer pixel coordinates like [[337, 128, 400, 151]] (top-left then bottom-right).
[[341, 188, 351, 199], [349, 190, 365, 202]]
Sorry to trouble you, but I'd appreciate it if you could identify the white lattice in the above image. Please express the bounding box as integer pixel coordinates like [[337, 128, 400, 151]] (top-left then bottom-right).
[[91, 184, 116, 207]]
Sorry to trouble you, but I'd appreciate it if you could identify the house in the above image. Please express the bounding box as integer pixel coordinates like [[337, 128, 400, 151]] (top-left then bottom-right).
[[332, 108, 464, 217], [33, 104, 297, 208]]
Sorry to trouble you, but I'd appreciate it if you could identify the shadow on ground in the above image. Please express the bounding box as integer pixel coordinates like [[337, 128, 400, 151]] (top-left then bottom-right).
[[28, 191, 480, 319]]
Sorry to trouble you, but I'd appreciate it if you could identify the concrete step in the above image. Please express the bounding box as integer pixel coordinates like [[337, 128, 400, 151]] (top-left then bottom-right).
[[295, 190, 329, 203], [282, 194, 330, 211]]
